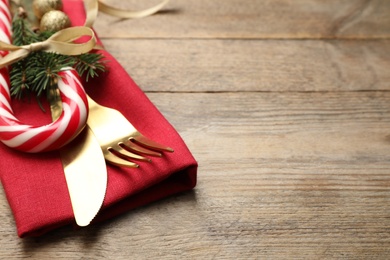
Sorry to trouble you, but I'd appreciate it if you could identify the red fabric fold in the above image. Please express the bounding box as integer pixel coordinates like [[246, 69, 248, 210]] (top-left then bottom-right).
[[0, 0, 197, 237]]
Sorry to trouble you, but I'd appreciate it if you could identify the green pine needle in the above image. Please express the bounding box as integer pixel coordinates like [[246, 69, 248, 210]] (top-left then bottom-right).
[[73, 53, 107, 82], [9, 15, 106, 100]]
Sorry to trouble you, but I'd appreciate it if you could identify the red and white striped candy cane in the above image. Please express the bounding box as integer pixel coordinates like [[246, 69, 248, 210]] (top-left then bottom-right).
[[0, 0, 88, 153]]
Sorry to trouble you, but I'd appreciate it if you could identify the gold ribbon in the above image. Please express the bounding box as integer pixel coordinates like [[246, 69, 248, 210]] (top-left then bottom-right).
[[0, 0, 169, 68], [0, 26, 96, 69], [84, 0, 170, 28]]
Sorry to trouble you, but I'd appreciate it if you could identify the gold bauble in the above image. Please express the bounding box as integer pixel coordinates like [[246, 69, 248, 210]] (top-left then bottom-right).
[[33, 0, 63, 19], [40, 10, 71, 32]]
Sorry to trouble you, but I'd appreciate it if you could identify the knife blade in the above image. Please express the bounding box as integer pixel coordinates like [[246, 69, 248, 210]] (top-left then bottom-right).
[[50, 88, 107, 227], [59, 126, 107, 226]]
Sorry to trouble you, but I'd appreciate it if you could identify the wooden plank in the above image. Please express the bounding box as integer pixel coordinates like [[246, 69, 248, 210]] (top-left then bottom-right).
[[148, 92, 390, 178], [101, 39, 390, 92], [93, 0, 390, 39], [1, 91, 389, 258]]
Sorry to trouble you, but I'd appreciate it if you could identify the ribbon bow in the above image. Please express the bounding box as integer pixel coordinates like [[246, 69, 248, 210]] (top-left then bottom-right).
[[0, 26, 96, 69]]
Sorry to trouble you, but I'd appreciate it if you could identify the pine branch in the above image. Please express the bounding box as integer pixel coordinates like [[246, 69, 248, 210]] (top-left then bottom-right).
[[72, 53, 107, 81], [11, 13, 40, 46], [29, 52, 69, 95], [9, 14, 106, 100], [9, 60, 30, 99]]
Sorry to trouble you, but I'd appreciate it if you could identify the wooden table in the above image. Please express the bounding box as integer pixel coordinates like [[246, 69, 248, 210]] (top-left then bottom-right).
[[1, 0, 390, 258]]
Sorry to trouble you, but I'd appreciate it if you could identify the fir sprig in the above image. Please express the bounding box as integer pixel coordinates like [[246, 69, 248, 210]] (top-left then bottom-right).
[[9, 14, 106, 100], [73, 53, 106, 82], [11, 14, 40, 46]]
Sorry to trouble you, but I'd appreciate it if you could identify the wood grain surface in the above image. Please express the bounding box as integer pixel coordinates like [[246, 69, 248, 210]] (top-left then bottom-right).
[[1, 0, 390, 259], [104, 39, 390, 92], [94, 0, 390, 39]]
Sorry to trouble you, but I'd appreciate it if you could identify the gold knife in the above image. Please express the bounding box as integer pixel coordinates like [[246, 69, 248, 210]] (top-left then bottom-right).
[[50, 89, 107, 227]]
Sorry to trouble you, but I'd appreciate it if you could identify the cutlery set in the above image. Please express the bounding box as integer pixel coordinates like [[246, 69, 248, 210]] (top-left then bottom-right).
[[52, 70, 174, 226]]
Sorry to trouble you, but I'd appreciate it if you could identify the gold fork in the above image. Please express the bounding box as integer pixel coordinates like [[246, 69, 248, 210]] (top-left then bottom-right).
[[86, 96, 174, 168]]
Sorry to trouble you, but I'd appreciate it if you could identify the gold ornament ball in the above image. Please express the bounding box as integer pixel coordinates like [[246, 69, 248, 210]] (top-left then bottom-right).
[[33, 0, 63, 19], [40, 10, 71, 32]]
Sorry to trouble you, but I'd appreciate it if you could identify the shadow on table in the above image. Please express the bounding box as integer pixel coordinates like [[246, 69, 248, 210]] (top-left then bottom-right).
[[20, 189, 197, 253]]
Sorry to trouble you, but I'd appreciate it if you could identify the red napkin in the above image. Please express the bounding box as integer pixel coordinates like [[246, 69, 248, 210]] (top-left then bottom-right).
[[0, 0, 197, 237]]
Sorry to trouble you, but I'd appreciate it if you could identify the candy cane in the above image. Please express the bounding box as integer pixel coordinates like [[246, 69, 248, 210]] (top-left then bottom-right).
[[0, 0, 88, 153]]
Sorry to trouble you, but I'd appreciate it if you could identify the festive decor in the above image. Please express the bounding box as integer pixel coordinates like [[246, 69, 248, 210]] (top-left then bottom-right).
[[40, 10, 71, 32], [7, 5, 103, 99], [33, 0, 63, 19], [0, 67, 88, 152], [0, 0, 100, 152]]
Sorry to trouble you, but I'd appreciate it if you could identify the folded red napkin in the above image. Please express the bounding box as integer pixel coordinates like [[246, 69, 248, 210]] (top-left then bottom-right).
[[0, 0, 197, 237]]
